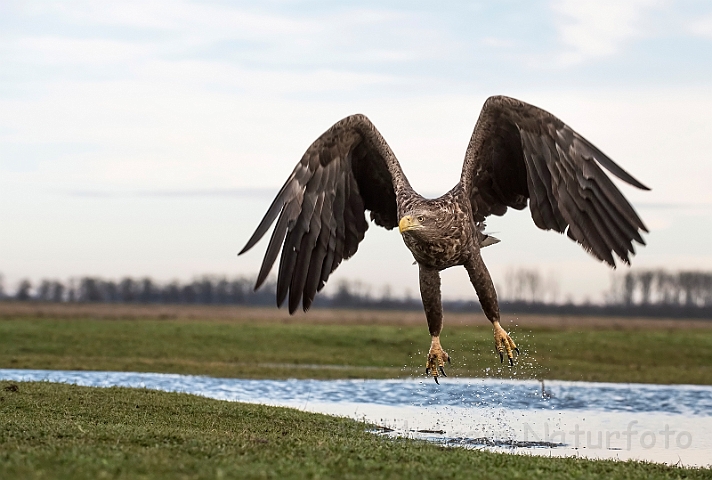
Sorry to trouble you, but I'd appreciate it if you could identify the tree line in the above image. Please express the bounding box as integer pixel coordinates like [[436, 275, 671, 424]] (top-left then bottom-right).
[[6, 276, 276, 306], [606, 269, 712, 307], [0, 275, 421, 310], [1, 269, 712, 318]]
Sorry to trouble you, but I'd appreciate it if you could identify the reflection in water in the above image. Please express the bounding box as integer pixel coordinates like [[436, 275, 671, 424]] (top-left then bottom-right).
[[1, 369, 710, 467]]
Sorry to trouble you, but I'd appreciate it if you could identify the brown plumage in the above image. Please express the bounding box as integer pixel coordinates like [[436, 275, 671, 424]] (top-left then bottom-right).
[[239, 95, 649, 382]]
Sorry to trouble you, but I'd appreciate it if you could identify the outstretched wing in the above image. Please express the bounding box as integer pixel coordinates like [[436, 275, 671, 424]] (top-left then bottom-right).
[[463, 95, 649, 267], [239, 114, 402, 313]]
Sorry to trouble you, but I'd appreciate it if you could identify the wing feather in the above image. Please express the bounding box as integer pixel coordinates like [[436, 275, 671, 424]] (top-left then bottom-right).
[[239, 163, 309, 255], [520, 132, 561, 231], [254, 197, 299, 290], [302, 162, 337, 310], [289, 190, 325, 313], [464, 96, 649, 267], [240, 115, 403, 312], [556, 142, 620, 265]]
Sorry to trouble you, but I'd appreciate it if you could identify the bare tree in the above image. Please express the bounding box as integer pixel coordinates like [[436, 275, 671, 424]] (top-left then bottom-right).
[[215, 278, 230, 304], [604, 273, 623, 305], [16, 279, 32, 301], [52, 281, 65, 302], [37, 280, 52, 301], [622, 272, 635, 306], [525, 270, 543, 302], [504, 268, 525, 301], [119, 278, 136, 302], [544, 271, 561, 304], [503, 267, 551, 303], [638, 271, 654, 305], [607, 269, 712, 308], [139, 278, 155, 303], [79, 277, 103, 302]]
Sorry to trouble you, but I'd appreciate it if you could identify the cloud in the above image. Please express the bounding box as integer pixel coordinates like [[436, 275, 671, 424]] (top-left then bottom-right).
[[481, 37, 515, 48], [551, 0, 663, 65], [12, 0, 446, 70], [689, 13, 712, 38], [9, 36, 154, 65], [68, 187, 278, 198], [20, 0, 311, 36]]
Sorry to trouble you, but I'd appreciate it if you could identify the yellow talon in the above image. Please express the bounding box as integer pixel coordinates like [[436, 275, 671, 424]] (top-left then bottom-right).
[[426, 336, 450, 382], [493, 321, 517, 366]]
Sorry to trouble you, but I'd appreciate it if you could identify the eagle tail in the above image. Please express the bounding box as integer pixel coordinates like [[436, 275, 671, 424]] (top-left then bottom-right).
[[476, 221, 500, 248], [480, 234, 500, 248]]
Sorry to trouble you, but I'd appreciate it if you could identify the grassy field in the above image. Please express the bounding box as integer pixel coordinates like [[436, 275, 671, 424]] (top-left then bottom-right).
[[1, 304, 711, 384], [1, 380, 709, 480], [1, 304, 712, 479]]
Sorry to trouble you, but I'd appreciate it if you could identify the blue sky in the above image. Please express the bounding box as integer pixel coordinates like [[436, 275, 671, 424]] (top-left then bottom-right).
[[2, 0, 712, 302]]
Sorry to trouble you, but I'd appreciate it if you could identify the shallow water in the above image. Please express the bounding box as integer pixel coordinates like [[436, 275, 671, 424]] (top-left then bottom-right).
[[2, 369, 710, 467]]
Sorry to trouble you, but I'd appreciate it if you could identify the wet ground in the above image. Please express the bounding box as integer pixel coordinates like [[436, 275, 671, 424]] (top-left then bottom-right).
[[2, 369, 710, 467]]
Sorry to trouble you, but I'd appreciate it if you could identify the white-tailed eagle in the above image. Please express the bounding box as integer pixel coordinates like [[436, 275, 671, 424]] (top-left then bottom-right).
[[240, 96, 649, 383]]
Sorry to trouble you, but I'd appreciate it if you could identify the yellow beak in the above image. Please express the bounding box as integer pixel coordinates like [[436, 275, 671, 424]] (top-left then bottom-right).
[[399, 215, 419, 233]]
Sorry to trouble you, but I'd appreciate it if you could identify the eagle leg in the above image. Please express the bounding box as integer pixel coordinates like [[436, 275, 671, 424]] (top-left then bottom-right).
[[465, 254, 519, 365], [419, 265, 450, 383]]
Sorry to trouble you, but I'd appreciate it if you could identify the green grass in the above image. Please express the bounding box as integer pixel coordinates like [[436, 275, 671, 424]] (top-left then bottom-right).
[[1, 381, 709, 480], [1, 314, 711, 478], [1, 317, 712, 384]]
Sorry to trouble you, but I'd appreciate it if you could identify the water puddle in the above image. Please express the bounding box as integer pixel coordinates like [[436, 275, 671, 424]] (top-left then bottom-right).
[[1, 369, 710, 467]]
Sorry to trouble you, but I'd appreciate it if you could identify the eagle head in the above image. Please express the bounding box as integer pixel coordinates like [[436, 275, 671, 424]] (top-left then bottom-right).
[[399, 214, 426, 234], [398, 207, 443, 238]]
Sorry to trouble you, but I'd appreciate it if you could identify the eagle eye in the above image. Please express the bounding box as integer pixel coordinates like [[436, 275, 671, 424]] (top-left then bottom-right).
[[417, 215, 424, 222]]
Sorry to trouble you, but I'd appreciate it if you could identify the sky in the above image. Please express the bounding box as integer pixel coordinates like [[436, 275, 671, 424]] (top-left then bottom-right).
[[2, 0, 712, 303]]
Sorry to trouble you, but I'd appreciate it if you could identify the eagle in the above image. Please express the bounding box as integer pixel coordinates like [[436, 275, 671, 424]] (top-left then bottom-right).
[[239, 96, 649, 383]]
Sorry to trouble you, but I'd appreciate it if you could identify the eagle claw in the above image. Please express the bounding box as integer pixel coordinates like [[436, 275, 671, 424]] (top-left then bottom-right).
[[494, 323, 518, 366], [426, 337, 450, 383]]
